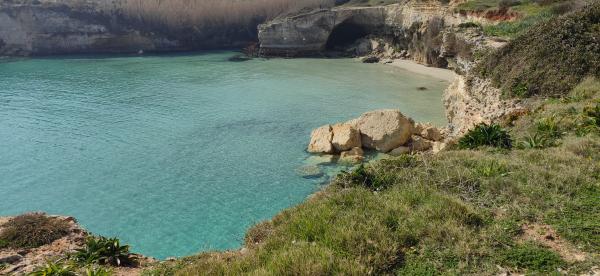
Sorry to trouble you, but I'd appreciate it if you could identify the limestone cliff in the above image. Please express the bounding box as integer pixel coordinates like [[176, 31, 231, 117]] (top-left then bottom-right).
[[258, 1, 462, 65], [0, 0, 257, 56]]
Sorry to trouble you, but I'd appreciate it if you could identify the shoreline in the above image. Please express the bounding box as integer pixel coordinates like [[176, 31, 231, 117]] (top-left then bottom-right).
[[388, 59, 456, 82]]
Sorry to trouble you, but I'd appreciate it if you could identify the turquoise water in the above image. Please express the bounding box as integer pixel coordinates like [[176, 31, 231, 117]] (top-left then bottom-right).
[[0, 52, 448, 258]]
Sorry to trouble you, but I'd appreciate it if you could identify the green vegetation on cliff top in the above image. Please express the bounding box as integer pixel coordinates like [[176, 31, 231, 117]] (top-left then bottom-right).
[[146, 76, 600, 275], [479, 1, 600, 98]]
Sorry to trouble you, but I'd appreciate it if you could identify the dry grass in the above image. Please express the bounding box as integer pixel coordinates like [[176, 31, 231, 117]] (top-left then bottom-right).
[[0, 213, 71, 249]]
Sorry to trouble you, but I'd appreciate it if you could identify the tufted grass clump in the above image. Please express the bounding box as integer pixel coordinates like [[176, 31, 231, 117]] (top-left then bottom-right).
[[499, 243, 564, 272], [0, 213, 70, 249], [30, 261, 77, 276], [458, 123, 513, 149]]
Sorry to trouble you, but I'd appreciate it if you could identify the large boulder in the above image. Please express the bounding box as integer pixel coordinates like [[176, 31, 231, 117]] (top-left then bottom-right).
[[308, 125, 334, 153], [331, 123, 361, 152], [350, 109, 414, 152]]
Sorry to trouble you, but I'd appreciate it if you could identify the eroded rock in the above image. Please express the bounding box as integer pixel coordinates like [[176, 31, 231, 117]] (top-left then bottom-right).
[[351, 109, 414, 152], [331, 123, 361, 152], [409, 135, 433, 152], [339, 147, 365, 164], [308, 125, 334, 153]]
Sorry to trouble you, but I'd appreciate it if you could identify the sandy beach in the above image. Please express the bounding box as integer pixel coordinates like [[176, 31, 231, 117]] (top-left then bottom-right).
[[389, 59, 456, 82]]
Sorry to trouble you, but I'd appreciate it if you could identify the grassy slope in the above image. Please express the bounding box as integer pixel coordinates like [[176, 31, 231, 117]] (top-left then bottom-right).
[[147, 86, 600, 276], [145, 2, 600, 275]]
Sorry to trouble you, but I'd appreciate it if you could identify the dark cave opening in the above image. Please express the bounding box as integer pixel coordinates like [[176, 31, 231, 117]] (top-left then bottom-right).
[[325, 21, 370, 51]]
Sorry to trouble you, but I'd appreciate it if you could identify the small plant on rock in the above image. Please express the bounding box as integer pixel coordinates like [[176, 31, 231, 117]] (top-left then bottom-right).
[[0, 213, 70, 249], [73, 236, 131, 267], [458, 123, 513, 149]]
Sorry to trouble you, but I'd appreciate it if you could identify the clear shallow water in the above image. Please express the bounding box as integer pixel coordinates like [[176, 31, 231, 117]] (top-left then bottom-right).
[[0, 52, 448, 258]]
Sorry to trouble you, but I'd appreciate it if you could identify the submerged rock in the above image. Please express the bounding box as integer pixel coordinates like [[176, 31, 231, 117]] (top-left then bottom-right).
[[228, 54, 252, 62], [304, 154, 337, 166], [295, 165, 325, 179], [339, 147, 365, 164], [350, 109, 414, 152], [361, 56, 380, 63], [308, 125, 334, 153], [331, 123, 361, 152]]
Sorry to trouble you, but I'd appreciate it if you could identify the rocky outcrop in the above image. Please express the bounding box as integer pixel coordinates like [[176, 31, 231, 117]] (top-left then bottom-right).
[[308, 125, 335, 153], [0, 1, 257, 56], [349, 109, 413, 152], [307, 109, 447, 164], [331, 123, 362, 151], [0, 214, 154, 275], [258, 1, 462, 66], [0, 215, 86, 274]]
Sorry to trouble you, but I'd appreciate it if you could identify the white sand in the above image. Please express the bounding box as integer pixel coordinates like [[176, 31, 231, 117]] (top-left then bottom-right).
[[389, 59, 456, 82]]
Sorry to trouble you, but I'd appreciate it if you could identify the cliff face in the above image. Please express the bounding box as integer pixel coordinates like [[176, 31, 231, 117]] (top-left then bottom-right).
[[258, 1, 461, 65], [258, 1, 521, 136], [0, 1, 257, 56]]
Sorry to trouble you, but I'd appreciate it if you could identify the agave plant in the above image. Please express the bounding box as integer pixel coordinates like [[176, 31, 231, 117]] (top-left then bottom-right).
[[519, 133, 552, 149], [72, 236, 131, 267], [85, 266, 112, 276], [30, 261, 77, 276], [458, 123, 513, 149]]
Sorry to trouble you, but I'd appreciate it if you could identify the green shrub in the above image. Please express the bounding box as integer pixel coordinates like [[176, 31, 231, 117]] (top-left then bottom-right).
[[30, 261, 77, 276], [584, 103, 600, 127], [499, 243, 564, 272], [0, 239, 8, 249], [536, 115, 563, 138], [73, 236, 131, 267], [478, 2, 600, 97], [483, 10, 553, 38], [458, 123, 513, 149], [0, 213, 70, 249], [458, 22, 481, 28]]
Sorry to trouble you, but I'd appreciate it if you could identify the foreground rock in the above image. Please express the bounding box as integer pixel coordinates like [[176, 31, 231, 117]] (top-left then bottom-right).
[[331, 123, 362, 151], [307, 109, 447, 164], [308, 125, 334, 153], [350, 109, 413, 153]]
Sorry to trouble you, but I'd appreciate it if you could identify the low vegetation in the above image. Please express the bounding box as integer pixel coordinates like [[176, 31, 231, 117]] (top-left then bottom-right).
[[478, 1, 600, 97], [72, 236, 132, 267], [146, 78, 600, 275], [458, 123, 513, 149], [0, 213, 70, 249]]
